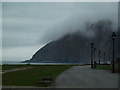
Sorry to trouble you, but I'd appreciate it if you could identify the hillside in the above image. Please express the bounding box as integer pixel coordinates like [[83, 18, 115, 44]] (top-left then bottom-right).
[[25, 20, 119, 63]]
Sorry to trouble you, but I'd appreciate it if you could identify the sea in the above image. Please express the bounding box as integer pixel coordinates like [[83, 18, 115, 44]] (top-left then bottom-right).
[[0, 61, 111, 65], [1, 61, 87, 65]]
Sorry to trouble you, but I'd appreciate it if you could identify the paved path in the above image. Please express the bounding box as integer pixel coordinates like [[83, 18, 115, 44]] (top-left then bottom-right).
[[54, 66, 119, 88], [2, 67, 32, 74]]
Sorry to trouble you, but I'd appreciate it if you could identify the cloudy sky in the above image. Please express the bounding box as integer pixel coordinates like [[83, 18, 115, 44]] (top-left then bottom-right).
[[0, 2, 2, 63], [2, 2, 118, 62]]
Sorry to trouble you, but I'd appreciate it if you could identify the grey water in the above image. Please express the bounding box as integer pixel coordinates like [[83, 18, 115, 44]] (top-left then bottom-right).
[[1, 61, 111, 65], [1, 61, 86, 65], [1, 62, 86, 65]]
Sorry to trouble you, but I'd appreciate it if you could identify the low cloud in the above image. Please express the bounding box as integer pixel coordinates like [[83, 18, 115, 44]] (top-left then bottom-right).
[[40, 3, 118, 43], [2, 2, 118, 61]]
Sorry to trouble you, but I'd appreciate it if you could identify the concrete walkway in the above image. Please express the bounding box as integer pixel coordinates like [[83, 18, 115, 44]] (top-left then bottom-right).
[[54, 65, 119, 88], [2, 67, 32, 74]]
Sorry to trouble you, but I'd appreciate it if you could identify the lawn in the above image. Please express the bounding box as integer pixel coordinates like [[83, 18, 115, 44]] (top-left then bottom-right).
[[94, 65, 111, 70], [2, 64, 30, 71], [2, 65, 72, 87], [0, 65, 2, 72]]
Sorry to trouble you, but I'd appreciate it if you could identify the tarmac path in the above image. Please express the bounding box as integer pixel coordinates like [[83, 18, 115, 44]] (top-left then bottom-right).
[[54, 65, 119, 88], [2, 67, 32, 74]]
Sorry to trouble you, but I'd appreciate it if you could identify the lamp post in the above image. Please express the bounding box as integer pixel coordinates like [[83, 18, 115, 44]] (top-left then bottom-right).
[[104, 52, 106, 65], [94, 47, 96, 67], [111, 32, 116, 73], [99, 50, 101, 65], [91, 43, 94, 68]]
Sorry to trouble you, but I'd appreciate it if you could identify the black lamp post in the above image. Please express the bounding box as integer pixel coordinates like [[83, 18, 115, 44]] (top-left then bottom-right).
[[94, 47, 96, 67], [99, 50, 101, 65], [104, 52, 106, 65], [111, 32, 116, 73], [91, 43, 94, 68]]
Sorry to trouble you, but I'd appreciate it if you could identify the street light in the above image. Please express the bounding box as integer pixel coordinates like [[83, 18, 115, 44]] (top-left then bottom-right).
[[98, 50, 101, 65], [94, 47, 96, 67], [91, 43, 94, 68], [104, 52, 106, 65], [111, 32, 116, 73], [93, 47, 96, 67]]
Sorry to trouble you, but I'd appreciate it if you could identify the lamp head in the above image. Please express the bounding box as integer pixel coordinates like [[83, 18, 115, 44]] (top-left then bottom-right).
[[111, 32, 116, 40], [91, 43, 94, 48]]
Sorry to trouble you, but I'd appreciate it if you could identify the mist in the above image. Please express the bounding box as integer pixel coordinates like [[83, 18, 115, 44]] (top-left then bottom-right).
[[39, 2, 118, 44], [2, 2, 118, 62]]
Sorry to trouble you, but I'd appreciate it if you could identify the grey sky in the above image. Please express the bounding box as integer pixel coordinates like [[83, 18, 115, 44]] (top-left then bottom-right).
[[0, 2, 2, 64], [2, 2, 118, 62]]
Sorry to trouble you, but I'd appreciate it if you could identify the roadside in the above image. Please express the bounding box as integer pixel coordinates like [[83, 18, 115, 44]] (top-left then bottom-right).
[[2, 65, 72, 87]]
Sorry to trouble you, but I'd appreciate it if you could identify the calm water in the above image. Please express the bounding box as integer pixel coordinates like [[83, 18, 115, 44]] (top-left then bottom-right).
[[1, 62, 86, 65], [1, 61, 111, 65]]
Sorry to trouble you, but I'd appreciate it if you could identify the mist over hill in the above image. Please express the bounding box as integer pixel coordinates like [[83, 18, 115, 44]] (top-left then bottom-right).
[[24, 20, 118, 63]]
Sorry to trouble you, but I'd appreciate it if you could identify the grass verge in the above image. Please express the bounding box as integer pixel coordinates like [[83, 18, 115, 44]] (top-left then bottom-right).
[[2, 64, 30, 71], [2, 65, 72, 87], [94, 65, 111, 70]]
